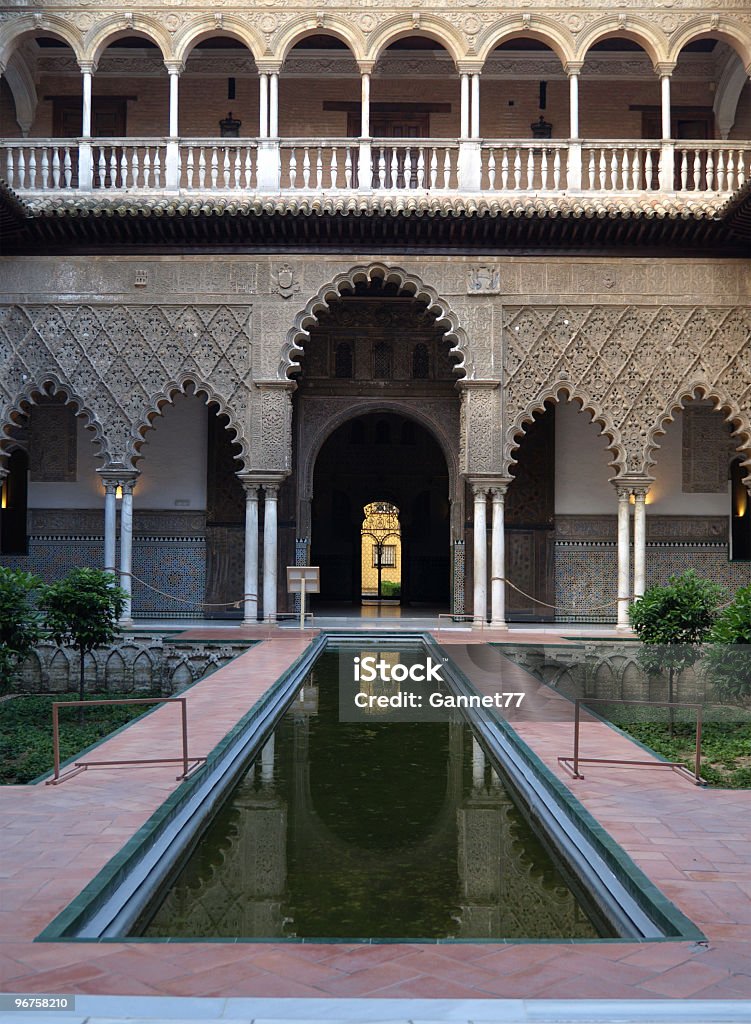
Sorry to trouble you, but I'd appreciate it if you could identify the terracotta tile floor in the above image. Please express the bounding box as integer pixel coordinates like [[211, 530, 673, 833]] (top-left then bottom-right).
[[1, 632, 750, 1000]]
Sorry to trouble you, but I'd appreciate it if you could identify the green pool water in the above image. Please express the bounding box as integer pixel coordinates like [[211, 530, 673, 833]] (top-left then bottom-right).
[[140, 648, 604, 940]]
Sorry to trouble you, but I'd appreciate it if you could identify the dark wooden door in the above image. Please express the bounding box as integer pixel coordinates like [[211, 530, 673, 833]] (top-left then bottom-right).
[[53, 98, 128, 137]]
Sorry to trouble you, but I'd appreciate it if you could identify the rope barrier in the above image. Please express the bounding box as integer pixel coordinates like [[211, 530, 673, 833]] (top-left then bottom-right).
[[118, 571, 255, 609], [491, 576, 619, 613]]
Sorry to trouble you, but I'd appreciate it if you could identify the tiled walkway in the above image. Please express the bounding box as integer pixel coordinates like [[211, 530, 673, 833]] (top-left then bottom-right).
[[1, 632, 750, 1002]]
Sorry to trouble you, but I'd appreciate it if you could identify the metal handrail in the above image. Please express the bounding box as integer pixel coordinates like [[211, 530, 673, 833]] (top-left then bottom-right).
[[46, 697, 205, 786], [558, 697, 704, 787]]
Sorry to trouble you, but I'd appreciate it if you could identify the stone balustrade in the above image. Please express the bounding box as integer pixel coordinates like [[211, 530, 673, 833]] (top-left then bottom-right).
[[2, 136, 749, 197]]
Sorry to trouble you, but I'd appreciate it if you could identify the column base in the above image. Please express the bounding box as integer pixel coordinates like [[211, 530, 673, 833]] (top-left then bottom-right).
[[242, 617, 259, 627], [489, 619, 508, 630], [615, 623, 634, 634], [118, 617, 135, 630]]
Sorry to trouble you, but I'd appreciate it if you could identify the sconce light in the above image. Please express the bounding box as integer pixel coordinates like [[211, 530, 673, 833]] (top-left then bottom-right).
[[1, 479, 6, 510], [115, 485, 123, 500]]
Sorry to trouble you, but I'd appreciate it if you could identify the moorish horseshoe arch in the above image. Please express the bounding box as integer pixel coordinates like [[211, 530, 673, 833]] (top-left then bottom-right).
[[280, 262, 472, 381], [130, 374, 251, 470], [503, 383, 625, 480], [0, 373, 111, 466], [645, 382, 751, 484], [298, 399, 461, 508]]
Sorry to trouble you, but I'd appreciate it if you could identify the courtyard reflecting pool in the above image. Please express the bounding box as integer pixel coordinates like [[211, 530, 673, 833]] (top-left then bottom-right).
[[139, 648, 604, 941]]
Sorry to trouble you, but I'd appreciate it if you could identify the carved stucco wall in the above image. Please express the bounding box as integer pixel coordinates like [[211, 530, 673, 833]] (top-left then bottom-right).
[[0, 258, 750, 483], [503, 304, 751, 480], [0, 303, 253, 468]]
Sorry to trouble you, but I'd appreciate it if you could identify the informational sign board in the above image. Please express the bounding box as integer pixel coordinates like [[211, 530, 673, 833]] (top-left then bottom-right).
[[286, 566, 320, 629]]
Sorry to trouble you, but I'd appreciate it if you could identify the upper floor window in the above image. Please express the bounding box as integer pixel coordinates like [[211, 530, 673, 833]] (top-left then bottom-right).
[[412, 343, 430, 379], [373, 342, 393, 379], [334, 341, 353, 379]]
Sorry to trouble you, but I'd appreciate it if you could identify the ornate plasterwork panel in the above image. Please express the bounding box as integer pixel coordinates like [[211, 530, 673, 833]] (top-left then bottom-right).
[[503, 304, 751, 480], [682, 402, 734, 492], [459, 383, 502, 476], [254, 383, 293, 473], [0, 304, 252, 468]]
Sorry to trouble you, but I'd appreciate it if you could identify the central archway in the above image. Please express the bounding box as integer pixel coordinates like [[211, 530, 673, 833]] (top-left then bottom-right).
[[310, 412, 450, 608]]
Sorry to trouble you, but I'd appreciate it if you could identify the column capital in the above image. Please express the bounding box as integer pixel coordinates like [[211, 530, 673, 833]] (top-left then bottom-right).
[[262, 482, 280, 498], [457, 61, 483, 76], [653, 61, 676, 77], [164, 60, 185, 76], [78, 60, 98, 75], [564, 61, 584, 76], [615, 482, 632, 501], [631, 484, 651, 500], [97, 468, 139, 493], [357, 60, 375, 76], [486, 477, 513, 499], [237, 475, 261, 497], [256, 61, 283, 76]]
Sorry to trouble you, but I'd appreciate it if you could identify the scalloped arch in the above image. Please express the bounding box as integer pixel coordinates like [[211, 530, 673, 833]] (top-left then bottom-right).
[[173, 17, 266, 65], [667, 19, 751, 69], [503, 383, 625, 479], [130, 375, 248, 469], [645, 383, 751, 485], [301, 399, 459, 503], [0, 374, 109, 463], [574, 17, 668, 67], [274, 17, 367, 65], [280, 262, 470, 380], [0, 16, 85, 66], [366, 16, 466, 65], [86, 16, 173, 65], [477, 17, 574, 67]]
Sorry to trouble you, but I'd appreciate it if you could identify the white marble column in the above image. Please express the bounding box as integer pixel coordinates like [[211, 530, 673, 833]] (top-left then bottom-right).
[[263, 483, 279, 621], [81, 65, 93, 137], [269, 72, 279, 137], [360, 72, 370, 137], [616, 484, 632, 631], [103, 482, 117, 575], [168, 67, 180, 136], [490, 485, 507, 629], [242, 482, 259, 623], [569, 71, 579, 139], [470, 73, 480, 139], [460, 73, 470, 139], [472, 484, 487, 624], [660, 72, 672, 139], [633, 486, 649, 600], [119, 478, 137, 626], [259, 72, 269, 138]]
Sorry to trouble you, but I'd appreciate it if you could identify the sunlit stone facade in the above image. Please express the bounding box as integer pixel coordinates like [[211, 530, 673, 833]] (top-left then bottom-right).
[[0, 0, 749, 624]]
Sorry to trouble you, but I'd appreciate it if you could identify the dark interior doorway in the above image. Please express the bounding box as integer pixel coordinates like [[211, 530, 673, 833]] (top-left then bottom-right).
[[311, 412, 450, 606]]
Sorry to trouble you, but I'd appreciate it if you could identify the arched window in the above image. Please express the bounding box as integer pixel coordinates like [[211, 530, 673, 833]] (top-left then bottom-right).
[[412, 343, 430, 379], [334, 341, 353, 379], [373, 342, 393, 379]]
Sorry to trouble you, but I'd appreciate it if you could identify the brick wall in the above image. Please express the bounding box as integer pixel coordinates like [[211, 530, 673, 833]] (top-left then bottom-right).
[[1, 67, 717, 141]]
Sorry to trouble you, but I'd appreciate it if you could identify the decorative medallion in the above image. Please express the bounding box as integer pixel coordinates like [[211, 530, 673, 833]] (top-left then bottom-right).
[[467, 265, 500, 295], [273, 263, 301, 300]]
